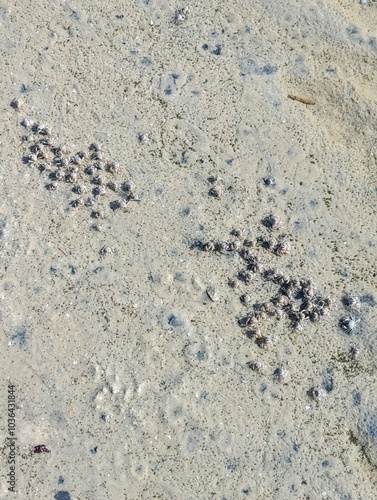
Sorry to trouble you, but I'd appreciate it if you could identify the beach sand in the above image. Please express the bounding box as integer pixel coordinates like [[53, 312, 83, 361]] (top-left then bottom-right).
[[0, 1, 377, 498]]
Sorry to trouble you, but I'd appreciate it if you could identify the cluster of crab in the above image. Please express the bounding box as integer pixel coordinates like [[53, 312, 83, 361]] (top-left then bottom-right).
[[199, 214, 334, 347], [202, 215, 291, 258], [19, 119, 140, 224], [238, 273, 333, 337]]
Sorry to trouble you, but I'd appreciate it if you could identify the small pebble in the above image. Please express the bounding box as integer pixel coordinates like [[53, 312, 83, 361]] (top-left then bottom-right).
[[273, 367, 289, 382], [246, 361, 266, 374], [240, 294, 252, 304], [206, 286, 220, 302]]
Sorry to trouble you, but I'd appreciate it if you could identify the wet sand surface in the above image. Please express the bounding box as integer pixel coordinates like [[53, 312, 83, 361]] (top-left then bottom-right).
[[1, 1, 377, 499]]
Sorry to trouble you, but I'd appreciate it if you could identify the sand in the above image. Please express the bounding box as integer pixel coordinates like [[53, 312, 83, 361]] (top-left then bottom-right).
[[1, 1, 377, 498]]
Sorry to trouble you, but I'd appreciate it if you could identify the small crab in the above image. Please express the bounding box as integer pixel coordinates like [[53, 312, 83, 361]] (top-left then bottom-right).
[[174, 6, 189, 24], [93, 174, 106, 186], [115, 199, 129, 209], [339, 315, 360, 335], [202, 241, 216, 252], [65, 171, 78, 183], [228, 240, 242, 252], [123, 181, 136, 194], [273, 240, 291, 256], [342, 293, 361, 312], [273, 367, 289, 382], [72, 154, 84, 165], [54, 169, 65, 181], [138, 132, 149, 144], [107, 181, 122, 192], [262, 213, 283, 231], [208, 185, 223, 198], [11, 98, 24, 110], [71, 198, 84, 207], [308, 386, 326, 403], [89, 142, 103, 152], [73, 185, 88, 195], [91, 151, 104, 160], [94, 186, 107, 196], [257, 235, 277, 250], [106, 162, 121, 174], [246, 361, 266, 373], [100, 246, 113, 257], [214, 240, 230, 253]]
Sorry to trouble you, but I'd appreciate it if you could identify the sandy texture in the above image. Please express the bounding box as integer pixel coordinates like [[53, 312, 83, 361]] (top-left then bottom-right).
[[1, 1, 377, 498]]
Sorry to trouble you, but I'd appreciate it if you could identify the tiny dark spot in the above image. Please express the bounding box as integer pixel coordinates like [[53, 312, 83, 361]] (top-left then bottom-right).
[[20, 84, 29, 93], [172, 73, 179, 80], [115, 14, 124, 19], [225, 458, 238, 471], [168, 314, 183, 327], [321, 460, 330, 467], [323, 377, 333, 393], [11, 329, 27, 349], [226, 158, 234, 166], [155, 187, 163, 195], [352, 392, 362, 406], [367, 416, 377, 438], [212, 45, 222, 56], [69, 265, 76, 275], [199, 391, 208, 401], [109, 200, 120, 210], [164, 85, 172, 95], [277, 429, 286, 438], [50, 267, 58, 274], [58, 476, 64, 485], [202, 43, 209, 51], [360, 294, 375, 306], [241, 488, 250, 495], [140, 57, 152, 67], [261, 64, 277, 75], [53, 411, 65, 424], [292, 442, 300, 452], [196, 350, 206, 361], [180, 153, 189, 164], [181, 207, 190, 217], [91, 446, 98, 454], [346, 26, 359, 36]]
